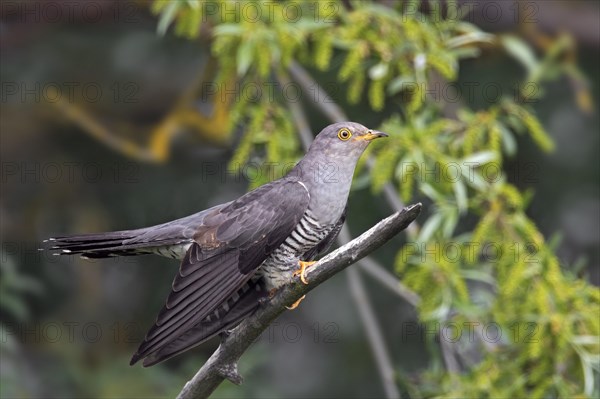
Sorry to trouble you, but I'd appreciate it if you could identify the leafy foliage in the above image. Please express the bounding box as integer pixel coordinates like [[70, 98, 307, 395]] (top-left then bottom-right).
[[152, 1, 598, 397]]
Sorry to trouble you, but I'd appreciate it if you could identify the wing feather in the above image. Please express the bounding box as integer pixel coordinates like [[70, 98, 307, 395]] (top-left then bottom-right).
[[131, 179, 310, 365]]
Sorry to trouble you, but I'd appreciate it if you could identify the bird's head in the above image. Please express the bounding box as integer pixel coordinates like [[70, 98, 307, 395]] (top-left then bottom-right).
[[290, 122, 388, 190], [308, 122, 388, 162]]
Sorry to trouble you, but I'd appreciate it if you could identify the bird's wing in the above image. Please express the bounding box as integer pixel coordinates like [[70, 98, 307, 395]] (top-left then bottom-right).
[[141, 277, 266, 367], [131, 179, 310, 364], [302, 204, 347, 261]]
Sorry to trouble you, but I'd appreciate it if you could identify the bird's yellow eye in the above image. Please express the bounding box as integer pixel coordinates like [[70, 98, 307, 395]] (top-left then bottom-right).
[[338, 128, 352, 141]]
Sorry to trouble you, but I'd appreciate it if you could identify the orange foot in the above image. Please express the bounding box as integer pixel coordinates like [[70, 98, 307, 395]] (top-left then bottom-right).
[[286, 295, 306, 310], [292, 260, 317, 285]]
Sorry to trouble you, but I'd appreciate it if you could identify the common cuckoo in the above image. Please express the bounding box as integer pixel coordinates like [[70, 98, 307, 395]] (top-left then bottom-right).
[[48, 122, 387, 366]]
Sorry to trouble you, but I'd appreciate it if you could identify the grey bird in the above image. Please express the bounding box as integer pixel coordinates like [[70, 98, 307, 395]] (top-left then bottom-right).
[[48, 122, 387, 366]]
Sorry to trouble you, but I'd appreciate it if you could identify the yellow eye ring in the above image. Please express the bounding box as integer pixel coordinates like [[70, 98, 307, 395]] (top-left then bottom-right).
[[338, 128, 352, 141]]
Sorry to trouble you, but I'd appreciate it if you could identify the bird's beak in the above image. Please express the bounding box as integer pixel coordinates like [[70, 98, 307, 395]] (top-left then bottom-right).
[[355, 130, 389, 141]]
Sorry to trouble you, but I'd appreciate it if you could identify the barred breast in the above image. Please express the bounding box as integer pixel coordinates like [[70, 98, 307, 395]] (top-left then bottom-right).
[[260, 208, 333, 290]]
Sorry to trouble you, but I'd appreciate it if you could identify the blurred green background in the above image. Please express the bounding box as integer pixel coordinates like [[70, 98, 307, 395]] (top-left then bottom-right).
[[1, 1, 599, 398]]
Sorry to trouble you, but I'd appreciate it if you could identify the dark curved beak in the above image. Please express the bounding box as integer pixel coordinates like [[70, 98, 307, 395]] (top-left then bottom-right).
[[358, 130, 389, 141]]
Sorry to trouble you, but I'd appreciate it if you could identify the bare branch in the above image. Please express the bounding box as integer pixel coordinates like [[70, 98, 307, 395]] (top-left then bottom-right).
[[338, 226, 414, 399], [288, 61, 347, 123], [176, 204, 422, 399], [278, 76, 314, 150], [335, 223, 420, 307], [440, 332, 462, 373], [347, 267, 402, 399], [358, 255, 421, 307]]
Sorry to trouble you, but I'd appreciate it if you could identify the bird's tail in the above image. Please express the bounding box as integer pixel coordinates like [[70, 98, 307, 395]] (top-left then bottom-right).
[[44, 207, 224, 259], [46, 228, 188, 259]]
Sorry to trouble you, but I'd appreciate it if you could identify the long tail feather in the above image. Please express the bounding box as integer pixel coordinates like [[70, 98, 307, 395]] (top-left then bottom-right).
[[46, 229, 187, 258], [44, 207, 224, 259]]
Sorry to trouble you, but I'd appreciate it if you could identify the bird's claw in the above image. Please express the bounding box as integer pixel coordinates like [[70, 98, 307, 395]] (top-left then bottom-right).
[[286, 295, 306, 310], [288, 260, 316, 309], [292, 260, 317, 285]]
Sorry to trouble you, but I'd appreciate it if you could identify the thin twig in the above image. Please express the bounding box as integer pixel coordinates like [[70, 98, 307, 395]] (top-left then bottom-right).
[[282, 89, 313, 150], [342, 236, 420, 307], [338, 225, 420, 306], [176, 204, 422, 399], [288, 61, 347, 123], [347, 267, 401, 399], [440, 331, 461, 373]]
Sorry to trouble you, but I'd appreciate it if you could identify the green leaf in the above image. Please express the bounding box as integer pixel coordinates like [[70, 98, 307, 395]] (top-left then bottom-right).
[[571, 336, 600, 345], [156, 1, 181, 36], [387, 75, 415, 95], [462, 151, 497, 165], [369, 63, 389, 80], [461, 169, 488, 191], [460, 269, 497, 286], [450, 47, 482, 59], [395, 155, 414, 182], [498, 122, 517, 156], [236, 40, 255, 76], [445, 32, 495, 48], [418, 212, 443, 243], [420, 182, 444, 202], [293, 19, 326, 31], [214, 24, 245, 36], [502, 35, 538, 74], [442, 208, 458, 238], [186, 0, 199, 9], [453, 179, 468, 213]]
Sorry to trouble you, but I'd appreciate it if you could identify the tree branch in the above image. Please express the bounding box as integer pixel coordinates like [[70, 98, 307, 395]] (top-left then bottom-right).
[[342, 234, 420, 307], [176, 204, 422, 399], [347, 267, 402, 399]]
